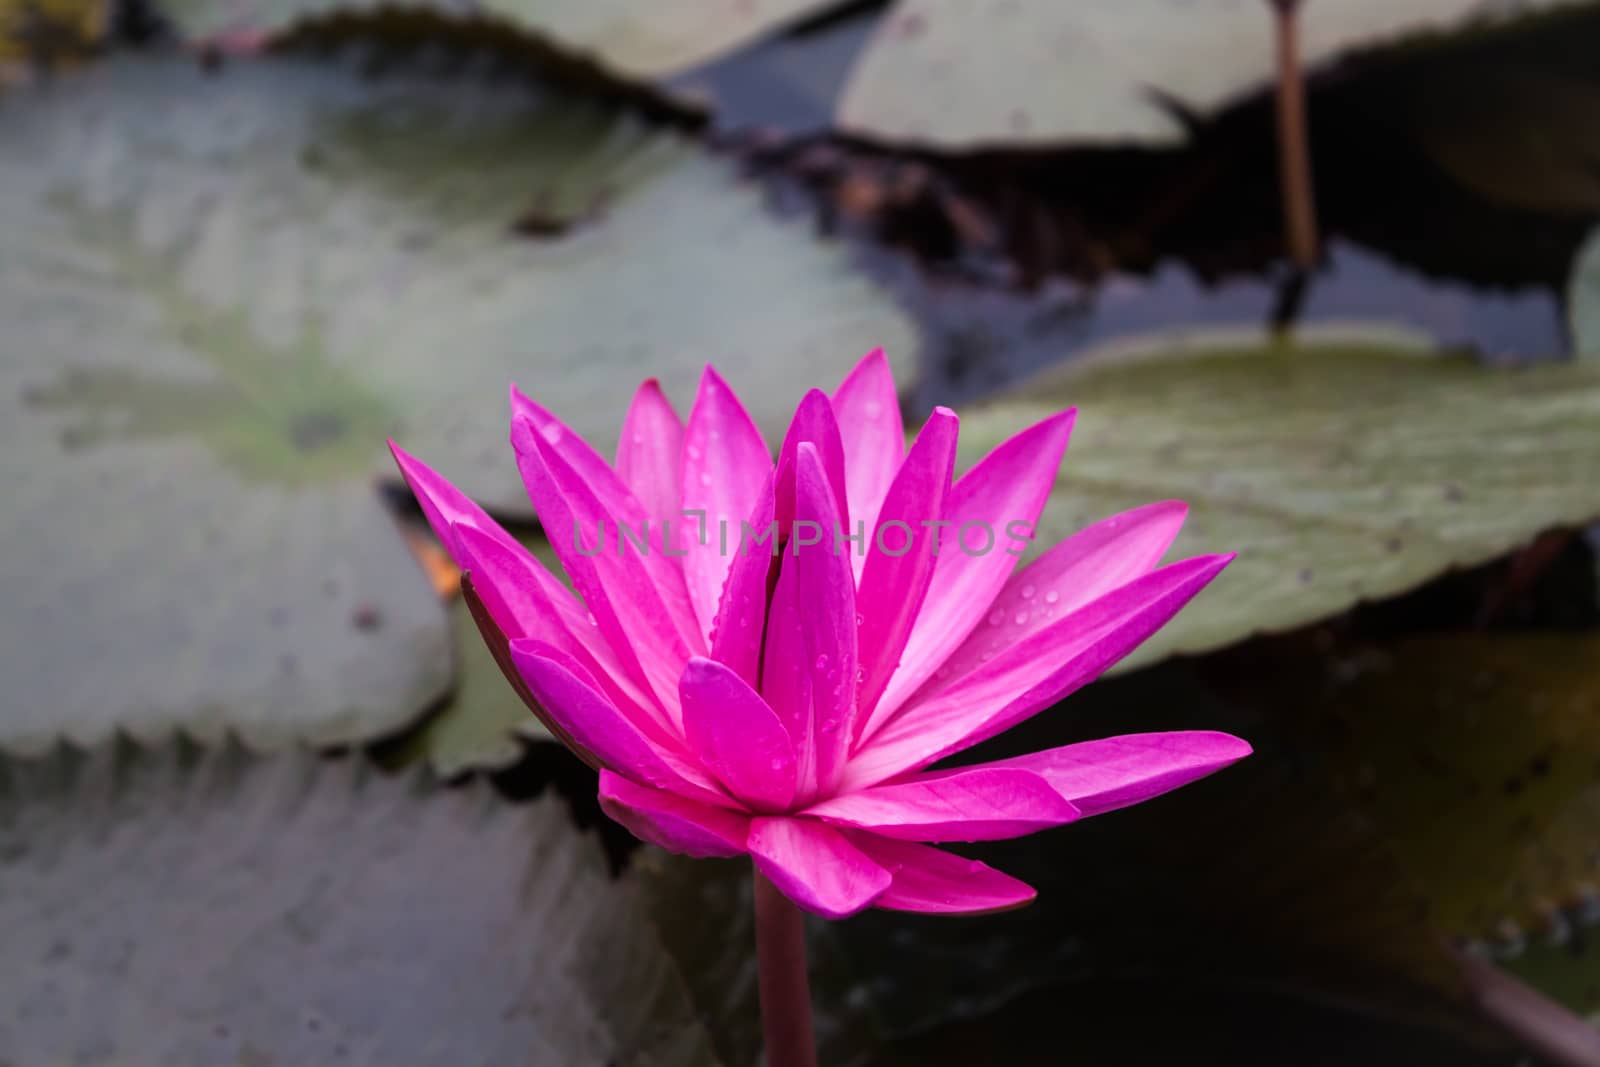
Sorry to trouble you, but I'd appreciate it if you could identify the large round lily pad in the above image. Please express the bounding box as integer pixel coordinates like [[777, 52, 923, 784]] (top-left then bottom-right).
[[0, 52, 916, 752], [1569, 223, 1600, 359], [837, 0, 1595, 148], [158, 0, 849, 79], [961, 336, 1600, 671], [0, 741, 721, 1065]]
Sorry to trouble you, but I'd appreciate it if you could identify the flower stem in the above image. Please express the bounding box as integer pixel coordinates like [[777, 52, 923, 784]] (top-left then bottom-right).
[[753, 867, 817, 1067], [1271, 0, 1318, 270]]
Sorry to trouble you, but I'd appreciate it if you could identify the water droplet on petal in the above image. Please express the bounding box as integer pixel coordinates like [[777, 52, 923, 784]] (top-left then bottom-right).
[[1044, 590, 1059, 604], [687, 444, 703, 461], [698, 471, 712, 487], [863, 399, 883, 419], [814, 654, 829, 672], [1020, 584, 1036, 599], [987, 609, 1004, 626], [855, 613, 864, 627], [855, 667, 865, 684], [631, 432, 645, 445], [1013, 611, 1028, 625]]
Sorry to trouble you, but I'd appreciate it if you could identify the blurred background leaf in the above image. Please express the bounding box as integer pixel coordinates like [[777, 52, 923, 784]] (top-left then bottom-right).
[[158, 0, 851, 79], [961, 334, 1600, 670], [837, 0, 1597, 148], [0, 741, 722, 1064]]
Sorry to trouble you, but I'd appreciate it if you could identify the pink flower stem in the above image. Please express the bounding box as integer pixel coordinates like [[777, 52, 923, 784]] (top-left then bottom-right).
[[1271, 0, 1318, 270], [753, 867, 818, 1067]]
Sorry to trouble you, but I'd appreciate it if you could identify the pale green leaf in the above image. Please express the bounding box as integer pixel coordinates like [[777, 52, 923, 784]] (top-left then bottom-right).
[[0, 741, 722, 1066], [0, 53, 915, 752], [1569, 224, 1600, 361], [961, 336, 1600, 670], [838, 0, 1595, 148], [158, 0, 850, 79]]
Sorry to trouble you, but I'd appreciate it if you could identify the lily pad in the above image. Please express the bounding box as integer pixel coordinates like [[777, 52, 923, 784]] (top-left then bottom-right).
[[384, 597, 556, 776], [386, 530, 567, 777], [1275, 631, 1600, 945], [157, 0, 849, 79], [0, 52, 917, 751], [961, 337, 1600, 671], [0, 741, 722, 1065], [837, 0, 1595, 148], [1570, 224, 1600, 359]]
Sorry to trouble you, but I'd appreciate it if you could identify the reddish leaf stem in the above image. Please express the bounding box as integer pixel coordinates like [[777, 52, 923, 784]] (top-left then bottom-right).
[[1272, 0, 1319, 270]]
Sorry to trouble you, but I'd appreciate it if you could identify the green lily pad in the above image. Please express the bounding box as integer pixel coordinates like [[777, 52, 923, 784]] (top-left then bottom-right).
[[961, 336, 1600, 671], [1570, 224, 1600, 360], [157, 0, 849, 79], [837, 0, 1594, 148], [1271, 631, 1600, 945], [383, 597, 556, 777], [387, 526, 568, 778], [0, 52, 916, 752], [0, 741, 722, 1065]]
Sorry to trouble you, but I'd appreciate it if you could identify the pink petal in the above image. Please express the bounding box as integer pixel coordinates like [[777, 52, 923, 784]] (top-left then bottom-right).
[[511, 388, 701, 650], [793, 442, 859, 795], [511, 418, 693, 719], [831, 348, 905, 580], [511, 641, 730, 806], [599, 771, 751, 858], [680, 657, 797, 812], [388, 440, 522, 565], [971, 731, 1252, 818], [849, 835, 1036, 915], [854, 408, 959, 737], [927, 500, 1189, 698], [747, 817, 892, 919], [708, 473, 777, 689], [682, 367, 775, 638], [874, 409, 1077, 721], [774, 389, 850, 538], [804, 766, 1079, 841], [615, 378, 685, 526], [844, 554, 1234, 789], [763, 536, 818, 800], [453, 522, 678, 746]]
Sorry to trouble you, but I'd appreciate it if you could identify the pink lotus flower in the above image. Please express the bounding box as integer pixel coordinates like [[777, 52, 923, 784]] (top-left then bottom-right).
[[390, 350, 1249, 919]]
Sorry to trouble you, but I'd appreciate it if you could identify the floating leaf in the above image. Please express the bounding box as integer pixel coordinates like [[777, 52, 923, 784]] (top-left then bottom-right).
[[0, 52, 916, 751], [385, 530, 566, 777], [383, 597, 556, 776], [0, 741, 721, 1065], [157, 0, 850, 79], [837, 0, 1594, 148], [1570, 225, 1600, 360], [960, 337, 1600, 671], [1269, 632, 1600, 945]]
